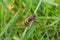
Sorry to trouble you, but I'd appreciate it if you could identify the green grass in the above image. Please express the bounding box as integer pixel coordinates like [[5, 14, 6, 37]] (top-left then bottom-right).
[[0, 0, 60, 40]]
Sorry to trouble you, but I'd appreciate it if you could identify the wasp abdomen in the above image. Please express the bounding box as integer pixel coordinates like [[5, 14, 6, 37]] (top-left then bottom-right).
[[24, 14, 35, 26]]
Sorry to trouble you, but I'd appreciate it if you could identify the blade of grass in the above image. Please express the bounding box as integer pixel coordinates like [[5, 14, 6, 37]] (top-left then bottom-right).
[[40, 33, 46, 40], [45, 29, 49, 40], [4, 8, 8, 27], [34, 0, 42, 14], [0, 3, 4, 32], [38, 16, 58, 19], [35, 32, 42, 40], [0, 11, 19, 37], [47, 19, 60, 27], [20, 25, 37, 40], [20, 27, 28, 39]]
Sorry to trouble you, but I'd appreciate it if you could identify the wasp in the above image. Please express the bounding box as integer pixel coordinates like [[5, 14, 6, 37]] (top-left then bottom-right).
[[24, 14, 35, 26]]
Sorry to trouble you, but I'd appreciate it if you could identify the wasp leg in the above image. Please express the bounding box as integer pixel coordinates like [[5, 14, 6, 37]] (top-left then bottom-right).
[[30, 21, 34, 27]]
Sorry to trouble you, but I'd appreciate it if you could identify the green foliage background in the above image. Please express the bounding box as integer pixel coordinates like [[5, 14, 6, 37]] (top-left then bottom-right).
[[0, 0, 60, 40]]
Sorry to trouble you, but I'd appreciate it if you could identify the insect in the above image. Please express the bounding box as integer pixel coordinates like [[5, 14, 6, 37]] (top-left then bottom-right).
[[23, 0, 42, 26], [24, 14, 35, 26]]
